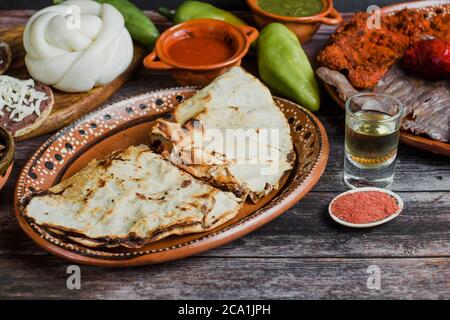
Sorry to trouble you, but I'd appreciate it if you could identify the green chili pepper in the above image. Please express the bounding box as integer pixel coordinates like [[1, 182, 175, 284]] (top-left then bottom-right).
[[257, 23, 320, 111], [53, 0, 159, 47], [159, 1, 246, 26]]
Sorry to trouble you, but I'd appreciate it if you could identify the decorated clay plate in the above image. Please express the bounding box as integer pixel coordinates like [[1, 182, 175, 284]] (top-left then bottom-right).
[[323, 0, 450, 157], [14, 88, 329, 266]]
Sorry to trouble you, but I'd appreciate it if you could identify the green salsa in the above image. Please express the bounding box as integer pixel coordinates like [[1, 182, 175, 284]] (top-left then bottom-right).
[[258, 0, 323, 17]]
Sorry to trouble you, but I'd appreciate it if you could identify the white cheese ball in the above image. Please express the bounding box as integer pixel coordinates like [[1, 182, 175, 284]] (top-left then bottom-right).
[[23, 0, 133, 92]]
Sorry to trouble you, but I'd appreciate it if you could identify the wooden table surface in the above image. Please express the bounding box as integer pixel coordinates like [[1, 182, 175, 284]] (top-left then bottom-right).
[[0, 10, 449, 300]]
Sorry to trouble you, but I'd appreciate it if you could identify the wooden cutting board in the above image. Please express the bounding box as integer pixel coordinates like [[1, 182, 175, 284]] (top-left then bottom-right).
[[0, 25, 146, 141]]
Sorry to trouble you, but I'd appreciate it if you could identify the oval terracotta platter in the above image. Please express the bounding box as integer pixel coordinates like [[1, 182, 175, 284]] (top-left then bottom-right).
[[323, 0, 450, 157], [14, 88, 329, 266]]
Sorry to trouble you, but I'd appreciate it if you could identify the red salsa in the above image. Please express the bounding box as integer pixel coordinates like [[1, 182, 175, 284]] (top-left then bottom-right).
[[168, 37, 235, 66]]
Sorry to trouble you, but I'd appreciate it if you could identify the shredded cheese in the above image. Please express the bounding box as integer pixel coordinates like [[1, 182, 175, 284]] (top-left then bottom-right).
[[0, 75, 48, 122]]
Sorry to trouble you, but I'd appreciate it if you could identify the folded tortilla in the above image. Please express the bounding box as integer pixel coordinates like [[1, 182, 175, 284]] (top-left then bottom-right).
[[24, 145, 242, 248], [151, 67, 295, 202]]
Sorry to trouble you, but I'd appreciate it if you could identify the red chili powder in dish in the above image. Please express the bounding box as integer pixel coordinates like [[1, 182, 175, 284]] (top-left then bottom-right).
[[330, 191, 400, 224]]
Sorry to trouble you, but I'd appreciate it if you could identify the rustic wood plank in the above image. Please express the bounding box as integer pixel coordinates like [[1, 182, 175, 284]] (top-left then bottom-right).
[[0, 256, 448, 299], [1, 191, 449, 257], [2, 105, 449, 195], [2, 137, 449, 197]]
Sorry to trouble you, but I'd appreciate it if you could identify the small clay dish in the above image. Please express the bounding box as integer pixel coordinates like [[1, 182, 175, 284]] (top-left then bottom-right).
[[246, 0, 342, 44], [329, 187, 404, 228], [0, 126, 14, 190], [143, 19, 258, 86]]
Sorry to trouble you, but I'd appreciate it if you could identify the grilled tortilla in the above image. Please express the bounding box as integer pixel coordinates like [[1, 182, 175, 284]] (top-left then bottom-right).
[[24, 145, 242, 248], [151, 67, 294, 202]]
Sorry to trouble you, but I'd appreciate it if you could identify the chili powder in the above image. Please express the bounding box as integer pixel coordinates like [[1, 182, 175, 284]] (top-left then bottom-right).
[[330, 191, 400, 224]]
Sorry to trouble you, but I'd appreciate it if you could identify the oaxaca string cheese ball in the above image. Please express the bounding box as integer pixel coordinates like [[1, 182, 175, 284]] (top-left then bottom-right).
[[23, 0, 133, 93]]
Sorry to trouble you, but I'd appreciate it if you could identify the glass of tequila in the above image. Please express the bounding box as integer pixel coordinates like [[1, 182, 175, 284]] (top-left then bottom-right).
[[344, 93, 403, 189]]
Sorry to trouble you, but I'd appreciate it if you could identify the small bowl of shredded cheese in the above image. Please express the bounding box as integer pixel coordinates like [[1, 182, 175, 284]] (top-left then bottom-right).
[[0, 125, 14, 190]]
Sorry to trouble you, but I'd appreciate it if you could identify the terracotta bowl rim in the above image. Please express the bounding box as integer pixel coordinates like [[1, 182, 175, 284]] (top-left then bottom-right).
[[155, 18, 255, 70], [246, 0, 334, 22], [0, 126, 14, 175]]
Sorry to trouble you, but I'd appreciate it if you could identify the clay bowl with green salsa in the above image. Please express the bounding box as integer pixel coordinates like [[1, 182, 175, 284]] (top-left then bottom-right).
[[246, 0, 342, 44]]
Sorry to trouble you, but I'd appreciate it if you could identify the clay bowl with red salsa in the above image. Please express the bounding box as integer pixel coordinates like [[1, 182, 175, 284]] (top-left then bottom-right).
[[246, 0, 342, 44], [0, 126, 14, 191], [143, 19, 258, 86]]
